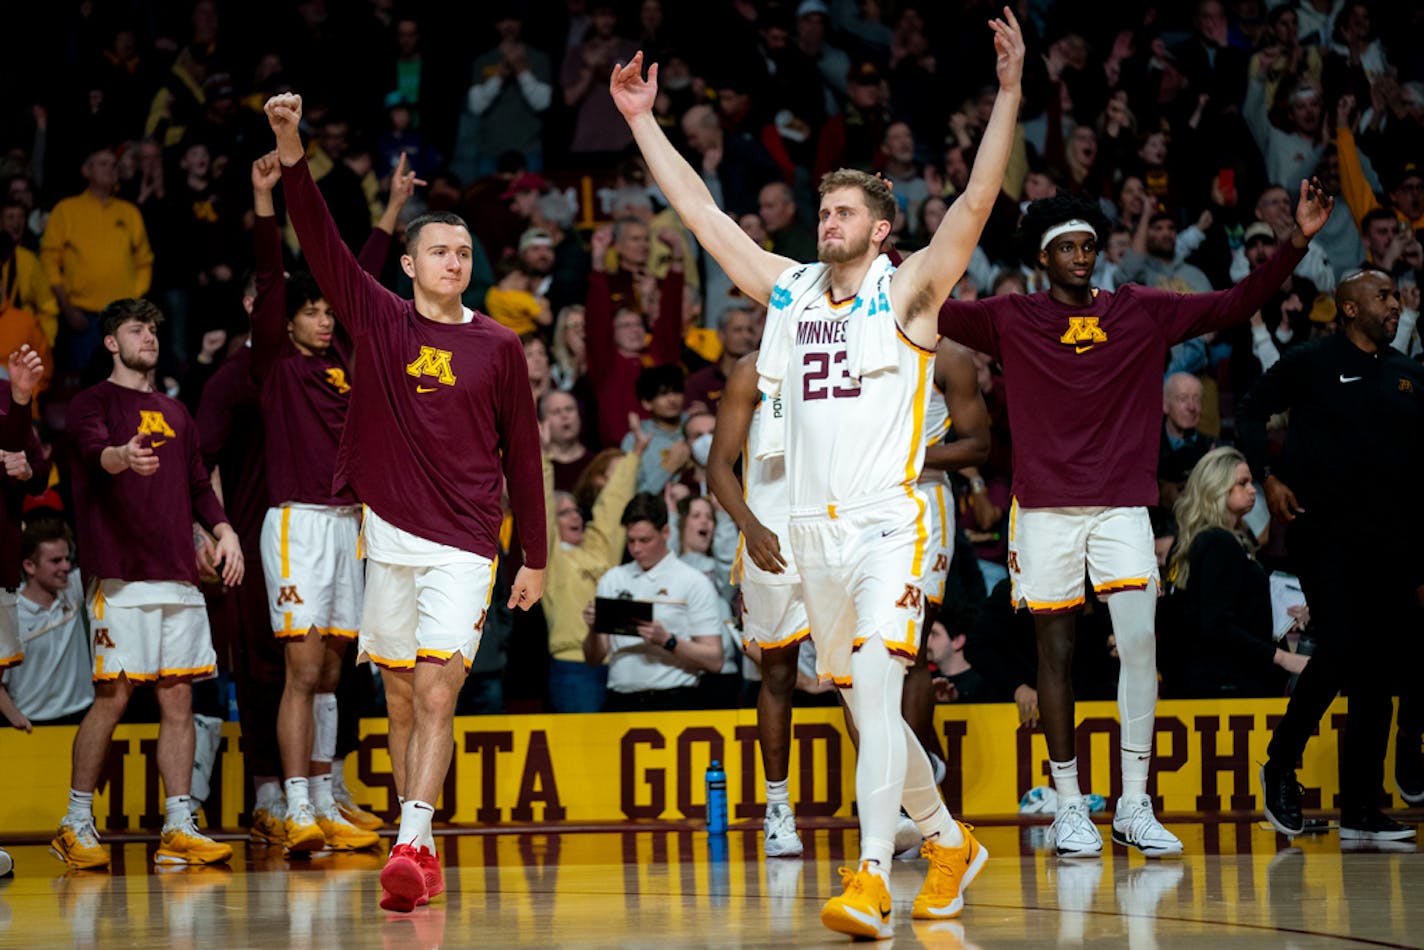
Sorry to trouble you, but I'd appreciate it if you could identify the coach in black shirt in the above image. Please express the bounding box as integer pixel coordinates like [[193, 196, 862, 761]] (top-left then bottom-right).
[[1238, 269, 1424, 842]]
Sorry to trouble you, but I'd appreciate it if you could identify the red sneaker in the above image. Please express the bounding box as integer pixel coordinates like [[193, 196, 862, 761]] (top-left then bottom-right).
[[379, 844, 428, 913], [415, 845, 444, 904]]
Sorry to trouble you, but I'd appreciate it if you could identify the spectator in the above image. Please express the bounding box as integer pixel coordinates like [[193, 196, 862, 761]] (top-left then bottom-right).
[[585, 222, 683, 447], [1158, 373, 1216, 508], [561, 1, 639, 162], [814, 59, 892, 185], [684, 306, 762, 416], [676, 493, 740, 707], [758, 181, 816, 261], [540, 390, 591, 492], [680, 104, 782, 218], [40, 147, 153, 371], [467, 11, 553, 176], [523, 333, 553, 405], [1357, 207, 1417, 275], [1249, 6, 1323, 110], [572, 447, 624, 513], [1243, 75, 1325, 191], [795, 0, 851, 117], [2, 522, 93, 730], [544, 412, 647, 714], [376, 93, 442, 184], [1228, 186, 1337, 291], [621, 364, 688, 495], [925, 619, 989, 703], [1171, 0, 1249, 131], [0, 222, 59, 348], [486, 233, 554, 336], [1162, 446, 1306, 698], [583, 492, 725, 712], [549, 304, 588, 392], [880, 122, 929, 234], [530, 192, 591, 316], [1120, 212, 1213, 293]]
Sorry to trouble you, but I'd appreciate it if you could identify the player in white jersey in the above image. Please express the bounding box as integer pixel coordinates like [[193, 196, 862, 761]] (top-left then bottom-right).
[[709, 353, 808, 859], [613, 11, 1023, 938], [903, 341, 990, 784]]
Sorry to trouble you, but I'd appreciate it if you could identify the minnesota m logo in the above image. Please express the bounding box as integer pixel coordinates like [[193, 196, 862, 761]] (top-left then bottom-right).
[[894, 584, 923, 611], [325, 368, 351, 394], [137, 410, 176, 441], [1059, 317, 1108, 345], [93, 628, 115, 649], [406, 346, 457, 385], [275, 585, 304, 606]]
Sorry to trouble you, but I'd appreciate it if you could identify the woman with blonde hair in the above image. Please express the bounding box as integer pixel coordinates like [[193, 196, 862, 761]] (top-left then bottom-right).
[[1165, 446, 1308, 697], [550, 304, 587, 391]]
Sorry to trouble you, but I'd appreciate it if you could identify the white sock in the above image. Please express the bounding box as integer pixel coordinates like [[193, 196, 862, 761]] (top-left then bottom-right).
[[1120, 745, 1152, 801], [1050, 758, 1082, 803], [396, 800, 435, 851], [331, 756, 349, 798], [285, 776, 310, 809], [312, 773, 336, 813], [67, 789, 94, 824], [765, 778, 790, 808], [163, 795, 191, 832]]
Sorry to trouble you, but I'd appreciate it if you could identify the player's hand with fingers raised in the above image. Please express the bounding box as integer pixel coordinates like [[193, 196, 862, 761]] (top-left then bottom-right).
[[609, 51, 657, 120], [7, 344, 44, 405], [989, 6, 1026, 92], [508, 566, 545, 610], [1292, 176, 1333, 241]]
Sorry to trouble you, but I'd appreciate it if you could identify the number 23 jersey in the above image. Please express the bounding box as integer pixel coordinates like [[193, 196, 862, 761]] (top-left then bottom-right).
[[785, 288, 936, 507]]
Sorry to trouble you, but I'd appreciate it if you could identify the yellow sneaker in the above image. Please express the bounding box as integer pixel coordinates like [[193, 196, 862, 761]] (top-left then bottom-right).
[[51, 818, 110, 870], [911, 822, 988, 920], [155, 820, 234, 866], [820, 861, 894, 940], [317, 808, 380, 850], [249, 805, 286, 846], [336, 797, 384, 832], [284, 801, 326, 855]]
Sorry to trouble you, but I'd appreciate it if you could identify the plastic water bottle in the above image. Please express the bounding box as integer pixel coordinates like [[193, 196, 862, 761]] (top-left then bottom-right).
[[705, 760, 728, 834]]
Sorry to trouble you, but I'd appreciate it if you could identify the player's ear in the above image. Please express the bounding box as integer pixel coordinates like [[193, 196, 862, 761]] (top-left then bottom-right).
[[400, 254, 416, 280]]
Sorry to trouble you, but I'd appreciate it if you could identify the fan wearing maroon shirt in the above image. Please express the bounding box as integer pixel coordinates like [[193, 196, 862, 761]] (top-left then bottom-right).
[[936, 183, 1333, 859], [54, 299, 243, 871], [266, 92, 546, 914]]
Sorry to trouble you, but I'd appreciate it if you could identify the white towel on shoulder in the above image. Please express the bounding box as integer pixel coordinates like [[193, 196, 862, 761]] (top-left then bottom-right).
[[752, 254, 899, 460]]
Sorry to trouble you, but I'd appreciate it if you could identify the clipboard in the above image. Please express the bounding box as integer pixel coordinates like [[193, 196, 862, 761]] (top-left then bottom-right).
[[595, 597, 654, 637]]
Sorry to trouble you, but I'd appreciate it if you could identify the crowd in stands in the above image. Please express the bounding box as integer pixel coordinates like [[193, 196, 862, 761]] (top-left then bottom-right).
[[2, 0, 1422, 726]]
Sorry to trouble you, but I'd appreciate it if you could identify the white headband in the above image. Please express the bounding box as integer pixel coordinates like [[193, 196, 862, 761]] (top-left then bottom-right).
[[1040, 219, 1095, 250]]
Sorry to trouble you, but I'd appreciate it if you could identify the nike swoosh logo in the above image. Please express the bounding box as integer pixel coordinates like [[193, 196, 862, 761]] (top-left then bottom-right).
[[150, 440, 167, 447], [1075, 345, 1095, 354], [416, 386, 437, 393], [878, 898, 891, 921], [1339, 375, 1362, 383]]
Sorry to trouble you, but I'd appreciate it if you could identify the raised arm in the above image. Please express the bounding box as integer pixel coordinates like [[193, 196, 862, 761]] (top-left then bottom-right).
[[0, 346, 44, 451], [706, 354, 786, 575], [649, 266, 684, 365], [924, 342, 991, 473], [610, 53, 793, 305], [891, 8, 1024, 348], [265, 93, 394, 337], [1162, 178, 1332, 342], [249, 152, 289, 379]]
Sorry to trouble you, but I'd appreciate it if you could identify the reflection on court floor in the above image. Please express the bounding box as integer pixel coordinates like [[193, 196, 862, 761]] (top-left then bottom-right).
[[1, 819, 1420, 948]]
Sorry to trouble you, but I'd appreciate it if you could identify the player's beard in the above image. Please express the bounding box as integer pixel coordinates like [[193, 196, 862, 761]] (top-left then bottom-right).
[[118, 347, 158, 373], [818, 231, 872, 264]]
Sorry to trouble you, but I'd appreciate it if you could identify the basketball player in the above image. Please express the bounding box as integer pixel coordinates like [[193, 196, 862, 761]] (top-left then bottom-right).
[[249, 151, 377, 855], [613, 9, 1023, 937], [265, 93, 546, 913], [53, 299, 243, 870], [935, 184, 1332, 858]]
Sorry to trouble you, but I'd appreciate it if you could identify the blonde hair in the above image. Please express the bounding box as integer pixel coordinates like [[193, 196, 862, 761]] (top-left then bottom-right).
[[1169, 446, 1253, 589], [551, 304, 585, 378], [818, 168, 897, 226]]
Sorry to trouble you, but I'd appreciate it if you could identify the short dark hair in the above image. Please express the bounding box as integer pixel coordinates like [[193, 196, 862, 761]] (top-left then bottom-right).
[[635, 363, 685, 402], [405, 211, 470, 254], [1362, 207, 1397, 231], [22, 518, 72, 564], [1016, 194, 1112, 263], [284, 271, 325, 321], [622, 491, 668, 530], [100, 297, 163, 339]]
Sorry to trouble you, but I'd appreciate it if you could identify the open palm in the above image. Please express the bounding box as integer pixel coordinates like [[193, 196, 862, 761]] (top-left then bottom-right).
[[610, 51, 657, 120], [1294, 176, 1334, 238]]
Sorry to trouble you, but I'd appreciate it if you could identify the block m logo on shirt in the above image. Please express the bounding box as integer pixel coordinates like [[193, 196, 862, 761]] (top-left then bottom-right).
[[1059, 317, 1108, 347], [405, 346, 457, 387], [325, 368, 351, 394], [137, 410, 177, 445]]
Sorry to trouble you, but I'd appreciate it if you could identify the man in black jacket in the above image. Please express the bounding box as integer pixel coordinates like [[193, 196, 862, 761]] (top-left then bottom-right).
[[1238, 268, 1424, 842]]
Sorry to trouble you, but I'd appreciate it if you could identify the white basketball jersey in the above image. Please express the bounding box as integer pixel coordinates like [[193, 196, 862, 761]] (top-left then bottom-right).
[[739, 396, 796, 583], [918, 380, 951, 487], [785, 289, 937, 506]]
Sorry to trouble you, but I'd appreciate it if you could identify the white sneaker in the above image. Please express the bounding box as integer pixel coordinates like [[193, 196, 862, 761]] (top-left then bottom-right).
[[1111, 793, 1183, 857], [1049, 798, 1103, 857], [763, 803, 803, 858], [0, 846, 12, 877], [893, 812, 923, 859]]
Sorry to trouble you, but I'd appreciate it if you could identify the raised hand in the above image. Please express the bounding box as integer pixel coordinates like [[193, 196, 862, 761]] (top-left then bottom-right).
[[989, 6, 1026, 91], [388, 152, 426, 212], [251, 150, 281, 194], [7, 344, 44, 405], [264, 93, 303, 135], [628, 411, 652, 455], [609, 51, 658, 121], [1294, 176, 1334, 239]]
